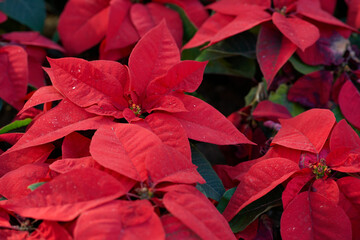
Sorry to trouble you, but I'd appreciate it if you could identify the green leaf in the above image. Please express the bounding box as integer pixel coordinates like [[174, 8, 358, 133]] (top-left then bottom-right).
[[27, 182, 46, 191], [0, 0, 46, 32], [196, 32, 257, 62], [229, 186, 283, 233], [181, 47, 202, 61], [167, 3, 197, 44], [217, 187, 237, 213], [0, 196, 7, 201], [191, 145, 225, 201], [289, 55, 322, 75], [269, 84, 305, 116], [0, 118, 32, 134], [203, 56, 256, 78]]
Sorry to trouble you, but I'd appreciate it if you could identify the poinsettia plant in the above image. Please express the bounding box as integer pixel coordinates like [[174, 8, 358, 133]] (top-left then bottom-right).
[[1, 0, 360, 239]]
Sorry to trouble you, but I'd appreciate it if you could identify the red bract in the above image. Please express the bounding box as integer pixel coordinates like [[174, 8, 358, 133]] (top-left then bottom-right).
[[89, 123, 204, 184], [0, 168, 133, 221], [184, 0, 355, 86], [1, 31, 65, 88], [58, 0, 208, 58], [222, 109, 360, 239], [0, 45, 28, 110], [73, 185, 236, 240], [19, 22, 252, 147]]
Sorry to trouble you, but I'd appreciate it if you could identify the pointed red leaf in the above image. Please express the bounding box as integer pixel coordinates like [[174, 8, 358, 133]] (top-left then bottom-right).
[[337, 176, 360, 239], [49, 157, 98, 174], [1, 31, 64, 52], [142, 113, 191, 159], [183, 13, 234, 49], [208, 0, 270, 15], [147, 60, 207, 96], [172, 94, 253, 145], [330, 120, 360, 150], [297, 0, 356, 30], [58, 0, 110, 55], [62, 132, 91, 158], [145, 94, 188, 113], [9, 100, 111, 153], [161, 0, 208, 27], [337, 177, 360, 205], [128, 21, 180, 97], [147, 3, 183, 48], [280, 192, 352, 240], [282, 169, 313, 209], [272, 13, 319, 51], [223, 158, 299, 221], [209, 9, 271, 45], [326, 120, 360, 172], [256, 23, 297, 86], [161, 214, 200, 240], [0, 45, 28, 110], [346, 0, 360, 28], [288, 70, 333, 108], [90, 123, 163, 181], [271, 109, 335, 153], [252, 100, 292, 122], [146, 145, 204, 185], [0, 144, 53, 177], [0, 163, 49, 200], [1, 168, 130, 221], [104, 0, 136, 51], [130, 3, 155, 37], [18, 86, 64, 115], [326, 147, 360, 173], [48, 57, 127, 117], [320, 0, 337, 14], [339, 80, 360, 129], [312, 178, 339, 204], [163, 185, 236, 240], [74, 200, 165, 240], [28, 221, 72, 240]]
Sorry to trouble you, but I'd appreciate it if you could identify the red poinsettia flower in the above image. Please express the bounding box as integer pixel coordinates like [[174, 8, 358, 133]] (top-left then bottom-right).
[[184, 0, 355, 86], [58, 0, 208, 59], [11, 22, 252, 159], [220, 109, 360, 239]]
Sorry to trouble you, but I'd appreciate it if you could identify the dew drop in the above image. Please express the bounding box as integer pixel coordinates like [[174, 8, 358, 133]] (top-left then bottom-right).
[[72, 86, 76, 90]]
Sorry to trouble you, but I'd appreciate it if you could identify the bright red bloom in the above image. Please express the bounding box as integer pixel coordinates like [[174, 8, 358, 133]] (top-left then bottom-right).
[[14, 22, 252, 156], [221, 109, 360, 239], [184, 0, 355, 86], [58, 0, 208, 59]]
